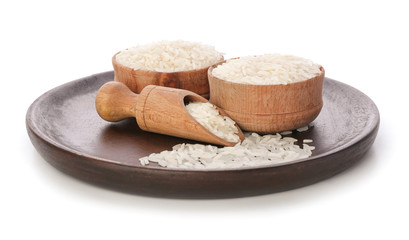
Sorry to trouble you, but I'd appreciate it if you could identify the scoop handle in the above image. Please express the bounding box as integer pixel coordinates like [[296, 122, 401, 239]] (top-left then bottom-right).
[[95, 81, 139, 122]]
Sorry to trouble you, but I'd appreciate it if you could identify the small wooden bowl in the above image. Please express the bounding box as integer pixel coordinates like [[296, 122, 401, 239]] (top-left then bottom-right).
[[112, 53, 224, 98], [208, 61, 325, 133]]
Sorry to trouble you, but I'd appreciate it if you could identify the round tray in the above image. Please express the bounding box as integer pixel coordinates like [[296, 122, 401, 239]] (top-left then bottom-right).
[[26, 71, 379, 199]]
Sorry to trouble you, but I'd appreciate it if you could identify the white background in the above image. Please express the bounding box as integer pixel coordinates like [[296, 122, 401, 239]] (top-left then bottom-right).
[[1, 0, 408, 239]]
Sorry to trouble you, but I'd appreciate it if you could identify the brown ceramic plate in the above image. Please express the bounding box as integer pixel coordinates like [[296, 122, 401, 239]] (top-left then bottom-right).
[[26, 71, 379, 199]]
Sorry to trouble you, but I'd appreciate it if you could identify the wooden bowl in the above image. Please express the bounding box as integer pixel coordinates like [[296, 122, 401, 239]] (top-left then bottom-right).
[[112, 53, 223, 98], [208, 61, 325, 133]]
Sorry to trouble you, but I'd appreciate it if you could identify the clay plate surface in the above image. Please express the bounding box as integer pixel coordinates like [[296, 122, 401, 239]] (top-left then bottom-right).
[[26, 71, 379, 198]]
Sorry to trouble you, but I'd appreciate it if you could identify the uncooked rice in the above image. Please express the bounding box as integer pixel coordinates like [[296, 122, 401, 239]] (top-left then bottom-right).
[[280, 130, 293, 135], [212, 54, 321, 85], [297, 125, 309, 132], [116, 40, 223, 72], [185, 101, 239, 143], [139, 132, 314, 169]]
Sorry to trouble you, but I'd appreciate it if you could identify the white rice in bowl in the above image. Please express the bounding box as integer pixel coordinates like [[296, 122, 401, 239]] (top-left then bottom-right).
[[211, 54, 321, 85], [115, 40, 223, 72]]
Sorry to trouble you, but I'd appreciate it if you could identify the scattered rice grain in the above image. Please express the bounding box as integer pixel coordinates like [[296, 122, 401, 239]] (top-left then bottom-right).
[[297, 126, 309, 132], [139, 132, 314, 169], [280, 130, 293, 135]]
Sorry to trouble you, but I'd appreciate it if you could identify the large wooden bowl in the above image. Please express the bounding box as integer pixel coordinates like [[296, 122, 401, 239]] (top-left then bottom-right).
[[113, 53, 223, 98], [208, 61, 325, 133]]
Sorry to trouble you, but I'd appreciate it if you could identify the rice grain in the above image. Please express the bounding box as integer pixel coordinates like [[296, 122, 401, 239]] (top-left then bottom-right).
[[139, 132, 314, 169]]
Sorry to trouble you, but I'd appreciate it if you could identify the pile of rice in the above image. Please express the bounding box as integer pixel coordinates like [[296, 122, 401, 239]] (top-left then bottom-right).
[[115, 40, 223, 72], [211, 54, 321, 85], [139, 132, 314, 169], [185, 101, 240, 143]]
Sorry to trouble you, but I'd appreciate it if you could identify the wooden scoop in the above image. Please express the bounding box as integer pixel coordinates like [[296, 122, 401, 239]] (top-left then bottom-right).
[[95, 81, 245, 146]]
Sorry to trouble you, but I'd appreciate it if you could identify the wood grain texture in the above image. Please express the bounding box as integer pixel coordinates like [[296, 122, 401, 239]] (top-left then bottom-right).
[[208, 63, 325, 133], [26, 71, 380, 199], [95, 81, 244, 146], [134, 84, 245, 146], [95, 81, 139, 122], [112, 53, 224, 98]]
